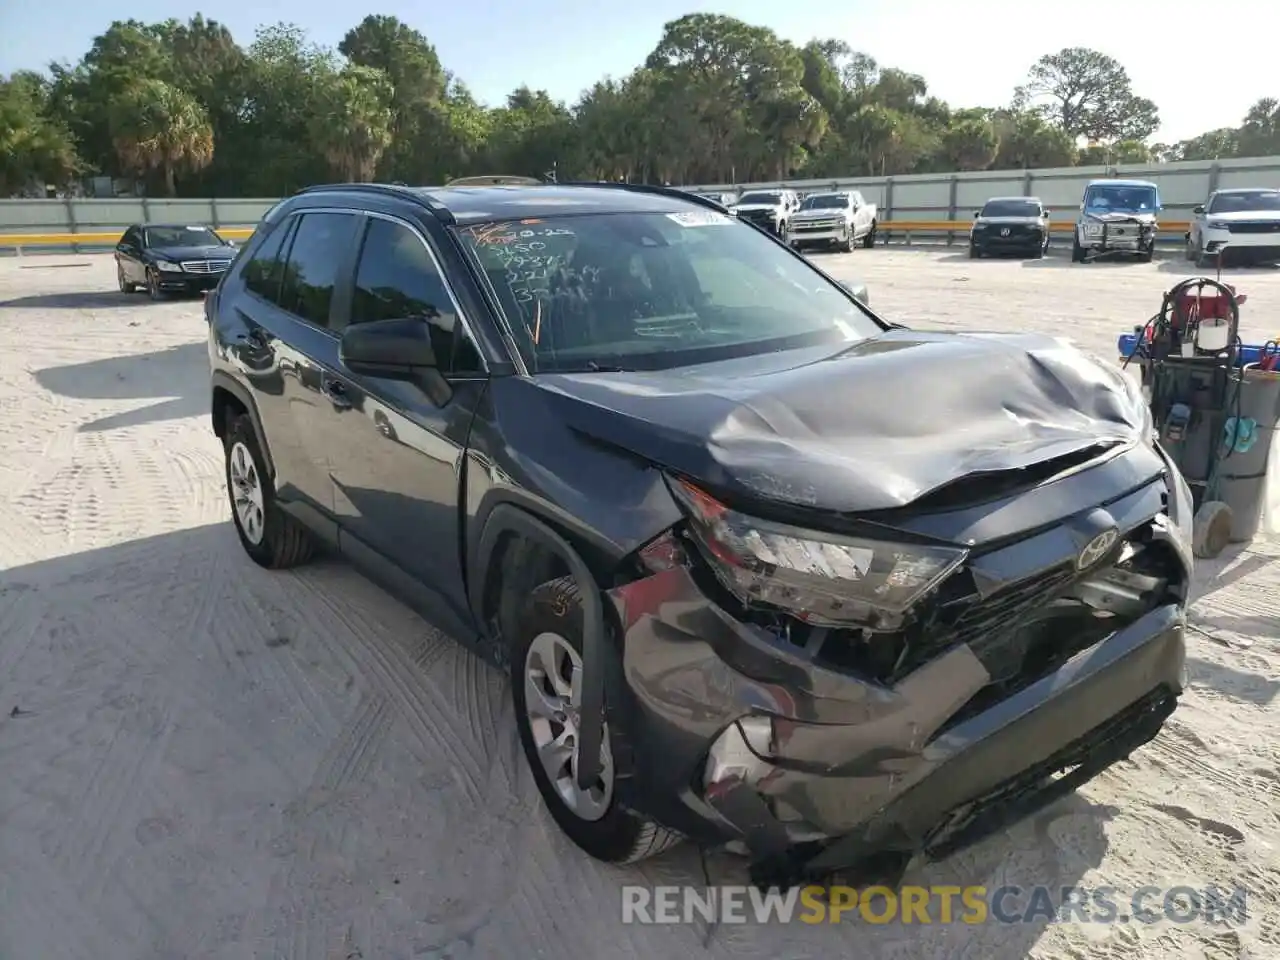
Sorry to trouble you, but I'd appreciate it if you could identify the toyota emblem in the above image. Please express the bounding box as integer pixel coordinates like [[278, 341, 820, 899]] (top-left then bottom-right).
[[1001, 227, 1010, 236], [1077, 528, 1119, 570]]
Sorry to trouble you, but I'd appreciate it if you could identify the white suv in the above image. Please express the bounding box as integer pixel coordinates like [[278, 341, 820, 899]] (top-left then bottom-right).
[[1187, 188, 1280, 267]]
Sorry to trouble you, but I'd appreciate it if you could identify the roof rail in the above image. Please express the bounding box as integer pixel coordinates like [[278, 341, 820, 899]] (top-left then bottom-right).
[[292, 182, 456, 225], [555, 181, 729, 212], [444, 175, 543, 187]]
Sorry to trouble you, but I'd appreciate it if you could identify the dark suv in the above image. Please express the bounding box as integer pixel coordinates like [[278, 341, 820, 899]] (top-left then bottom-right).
[[207, 181, 1191, 887]]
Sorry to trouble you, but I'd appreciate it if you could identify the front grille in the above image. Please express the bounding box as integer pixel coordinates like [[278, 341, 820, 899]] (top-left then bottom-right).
[[181, 259, 231, 274], [1224, 221, 1280, 234], [985, 225, 1035, 238], [922, 684, 1178, 861], [793, 219, 842, 232]]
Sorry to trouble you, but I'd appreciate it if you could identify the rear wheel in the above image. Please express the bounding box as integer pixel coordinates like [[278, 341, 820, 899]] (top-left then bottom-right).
[[511, 576, 681, 864], [117, 263, 137, 293], [223, 414, 315, 569]]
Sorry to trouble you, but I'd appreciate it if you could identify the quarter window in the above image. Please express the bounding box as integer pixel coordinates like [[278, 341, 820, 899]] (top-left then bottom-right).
[[277, 212, 360, 329], [349, 217, 482, 373]]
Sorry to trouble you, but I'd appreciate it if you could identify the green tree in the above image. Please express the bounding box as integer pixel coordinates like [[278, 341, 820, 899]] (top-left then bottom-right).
[[108, 77, 214, 195], [309, 65, 394, 181], [1015, 47, 1159, 142], [0, 72, 81, 194]]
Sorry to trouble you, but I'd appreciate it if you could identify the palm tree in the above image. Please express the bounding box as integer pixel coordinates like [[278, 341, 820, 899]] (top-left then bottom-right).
[[109, 78, 214, 196], [309, 65, 393, 182]]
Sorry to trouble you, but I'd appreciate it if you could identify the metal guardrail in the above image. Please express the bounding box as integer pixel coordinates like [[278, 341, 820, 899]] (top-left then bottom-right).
[[0, 220, 1193, 252]]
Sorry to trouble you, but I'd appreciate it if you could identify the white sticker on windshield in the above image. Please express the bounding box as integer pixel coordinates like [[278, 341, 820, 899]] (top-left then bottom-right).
[[186, 226, 207, 231], [666, 211, 733, 227]]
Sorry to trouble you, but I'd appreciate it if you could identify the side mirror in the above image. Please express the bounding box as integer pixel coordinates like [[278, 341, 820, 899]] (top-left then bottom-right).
[[1193, 205, 1205, 215], [340, 317, 451, 405], [973, 211, 981, 218], [1043, 209, 1051, 217], [838, 280, 869, 305]]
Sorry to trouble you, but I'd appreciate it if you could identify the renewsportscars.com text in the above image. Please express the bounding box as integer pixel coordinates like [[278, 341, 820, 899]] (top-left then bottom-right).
[[621, 884, 1249, 926]]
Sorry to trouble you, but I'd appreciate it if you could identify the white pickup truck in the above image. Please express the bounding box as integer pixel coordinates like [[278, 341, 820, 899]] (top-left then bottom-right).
[[786, 191, 878, 252]]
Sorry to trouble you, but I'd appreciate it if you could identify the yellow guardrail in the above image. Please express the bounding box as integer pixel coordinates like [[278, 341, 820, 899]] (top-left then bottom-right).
[[0, 227, 257, 247], [0, 220, 1193, 248]]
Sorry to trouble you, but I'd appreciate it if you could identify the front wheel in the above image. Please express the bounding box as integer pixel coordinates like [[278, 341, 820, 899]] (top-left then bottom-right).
[[969, 242, 981, 259], [146, 267, 167, 301], [862, 221, 877, 248], [1071, 238, 1086, 263], [512, 576, 681, 864]]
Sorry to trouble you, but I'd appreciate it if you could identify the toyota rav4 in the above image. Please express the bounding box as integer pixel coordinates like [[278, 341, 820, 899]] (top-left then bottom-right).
[[207, 180, 1191, 887]]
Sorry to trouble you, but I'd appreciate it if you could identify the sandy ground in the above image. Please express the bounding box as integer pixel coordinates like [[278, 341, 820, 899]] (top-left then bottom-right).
[[1, 248, 1278, 960]]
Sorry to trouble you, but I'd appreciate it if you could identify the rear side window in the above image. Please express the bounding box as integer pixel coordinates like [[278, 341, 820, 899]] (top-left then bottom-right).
[[349, 217, 482, 373], [241, 219, 294, 304], [277, 212, 360, 329]]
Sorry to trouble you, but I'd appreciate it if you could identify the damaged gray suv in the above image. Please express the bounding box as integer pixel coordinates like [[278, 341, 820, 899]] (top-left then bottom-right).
[[207, 180, 1191, 888]]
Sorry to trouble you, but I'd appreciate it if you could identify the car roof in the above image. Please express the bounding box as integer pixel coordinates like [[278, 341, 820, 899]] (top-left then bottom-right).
[[1087, 179, 1157, 188], [984, 196, 1041, 203], [295, 181, 718, 225], [1214, 187, 1280, 193], [133, 222, 214, 230]]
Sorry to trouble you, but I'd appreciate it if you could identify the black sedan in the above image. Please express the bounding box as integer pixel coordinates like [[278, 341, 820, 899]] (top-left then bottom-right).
[[969, 197, 1051, 258], [115, 223, 238, 300]]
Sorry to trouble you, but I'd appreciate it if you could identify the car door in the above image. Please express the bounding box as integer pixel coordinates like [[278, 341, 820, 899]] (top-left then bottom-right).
[[118, 227, 144, 283], [324, 213, 488, 624], [230, 210, 362, 513]]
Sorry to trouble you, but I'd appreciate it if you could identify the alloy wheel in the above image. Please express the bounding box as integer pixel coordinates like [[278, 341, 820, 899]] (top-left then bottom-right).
[[228, 441, 265, 545], [523, 630, 614, 821]]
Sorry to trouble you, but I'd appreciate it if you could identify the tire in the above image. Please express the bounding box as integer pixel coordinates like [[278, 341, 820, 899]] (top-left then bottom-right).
[[223, 413, 315, 569], [147, 267, 166, 301], [862, 221, 877, 248], [1185, 235, 1198, 262], [512, 575, 681, 864], [1071, 238, 1086, 263], [1138, 241, 1154, 264], [117, 264, 137, 294], [1029, 245, 1044, 259], [841, 229, 854, 253], [969, 242, 981, 259], [1192, 501, 1233, 559]]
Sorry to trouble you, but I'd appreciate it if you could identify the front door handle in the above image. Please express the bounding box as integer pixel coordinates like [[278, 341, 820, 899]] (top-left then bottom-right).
[[321, 377, 353, 409]]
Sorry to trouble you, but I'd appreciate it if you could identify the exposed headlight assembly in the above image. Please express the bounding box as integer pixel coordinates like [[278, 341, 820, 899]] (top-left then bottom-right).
[[1206, 219, 1231, 232], [1083, 223, 1104, 237], [155, 260, 183, 272], [667, 476, 968, 630]]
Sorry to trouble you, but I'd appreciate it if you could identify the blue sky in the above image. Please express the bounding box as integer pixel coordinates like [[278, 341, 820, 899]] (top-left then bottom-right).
[[0, 0, 1272, 143]]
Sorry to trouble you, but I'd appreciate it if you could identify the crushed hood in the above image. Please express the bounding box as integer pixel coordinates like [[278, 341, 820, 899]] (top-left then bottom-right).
[[1082, 210, 1157, 224], [533, 330, 1146, 514]]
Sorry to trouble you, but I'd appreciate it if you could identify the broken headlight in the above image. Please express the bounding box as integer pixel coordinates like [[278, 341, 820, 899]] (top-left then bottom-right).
[[667, 476, 968, 630]]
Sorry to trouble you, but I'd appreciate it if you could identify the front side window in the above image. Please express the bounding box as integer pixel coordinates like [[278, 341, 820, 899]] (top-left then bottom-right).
[[454, 210, 882, 373], [277, 212, 360, 329], [143, 225, 225, 248], [349, 217, 482, 373]]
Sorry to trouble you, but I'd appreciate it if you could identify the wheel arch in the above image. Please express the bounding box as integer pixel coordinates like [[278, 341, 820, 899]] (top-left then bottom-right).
[[470, 502, 617, 791], [210, 371, 276, 480]]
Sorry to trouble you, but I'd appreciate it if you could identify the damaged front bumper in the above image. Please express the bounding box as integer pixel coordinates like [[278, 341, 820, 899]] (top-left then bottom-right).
[[604, 446, 1191, 885]]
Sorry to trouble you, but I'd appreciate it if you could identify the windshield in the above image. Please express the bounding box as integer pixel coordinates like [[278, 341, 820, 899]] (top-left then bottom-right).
[[454, 210, 882, 373], [1209, 191, 1280, 214], [981, 199, 1040, 217], [1083, 184, 1157, 213], [144, 225, 224, 248], [738, 192, 782, 205], [800, 195, 850, 210]]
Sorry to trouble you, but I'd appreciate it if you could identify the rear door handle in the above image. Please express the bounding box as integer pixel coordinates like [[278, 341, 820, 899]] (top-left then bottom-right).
[[321, 376, 352, 409]]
